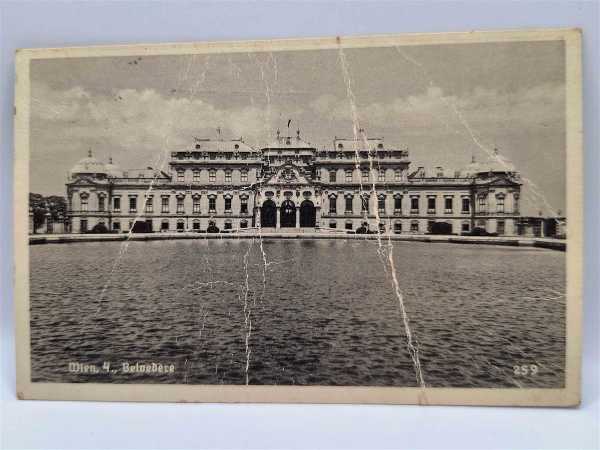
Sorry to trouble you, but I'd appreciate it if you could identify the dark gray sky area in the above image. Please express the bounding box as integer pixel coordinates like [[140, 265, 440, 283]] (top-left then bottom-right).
[[30, 41, 566, 214]]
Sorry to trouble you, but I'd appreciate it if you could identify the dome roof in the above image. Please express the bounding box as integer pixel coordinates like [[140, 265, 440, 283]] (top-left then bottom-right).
[[105, 157, 123, 178], [487, 151, 516, 173], [460, 157, 483, 177], [461, 150, 516, 176], [70, 150, 107, 177]]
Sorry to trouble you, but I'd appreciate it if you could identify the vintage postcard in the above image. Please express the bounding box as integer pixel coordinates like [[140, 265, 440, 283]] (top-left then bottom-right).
[[14, 29, 583, 405]]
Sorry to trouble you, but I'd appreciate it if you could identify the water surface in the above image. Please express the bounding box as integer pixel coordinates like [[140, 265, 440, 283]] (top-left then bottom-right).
[[30, 239, 566, 388]]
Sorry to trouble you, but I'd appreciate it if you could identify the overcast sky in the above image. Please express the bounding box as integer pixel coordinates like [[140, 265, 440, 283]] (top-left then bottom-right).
[[30, 40, 566, 214]]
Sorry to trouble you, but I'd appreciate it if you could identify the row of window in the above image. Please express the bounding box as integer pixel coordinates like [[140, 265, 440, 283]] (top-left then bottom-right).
[[326, 196, 471, 215], [328, 220, 473, 233], [79, 193, 517, 215], [477, 195, 513, 213], [175, 168, 407, 183], [80, 218, 508, 234], [176, 169, 249, 183], [322, 168, 406, 183], [326, 195, 518, 215], [112, 196, 249, 214], [172, 150, 406, 161], [174, 152, 259, 161], [328, 220, 507, 234], [80, 219, 247, 233], [323, 148, 406, 157]]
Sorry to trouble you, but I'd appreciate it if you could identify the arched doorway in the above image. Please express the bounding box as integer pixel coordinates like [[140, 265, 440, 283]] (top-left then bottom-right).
[[300, 200, 316, 227], [261, 200, 276, 227], [280, 199, 296, 227]]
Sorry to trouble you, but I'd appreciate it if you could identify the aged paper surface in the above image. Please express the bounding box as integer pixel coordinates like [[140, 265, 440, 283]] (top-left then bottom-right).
[[14, 29, 583, 405]]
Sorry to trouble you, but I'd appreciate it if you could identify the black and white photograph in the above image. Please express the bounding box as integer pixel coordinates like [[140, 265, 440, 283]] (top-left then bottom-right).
[[14, 30, 583, 405]]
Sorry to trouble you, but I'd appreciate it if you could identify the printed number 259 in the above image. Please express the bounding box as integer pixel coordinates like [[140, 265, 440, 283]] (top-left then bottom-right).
[[513, 364, 538, 376]]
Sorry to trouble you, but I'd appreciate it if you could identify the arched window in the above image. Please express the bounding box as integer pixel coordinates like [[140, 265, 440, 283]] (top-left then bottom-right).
[[345, 195, 353, 213], [496, 194, 505, 213], [361, 195, 370, 213], [128, 195, 137, 213], [427, 196, 436, 213], [378, 194, 386, 213], [444, 196, 453, 214], [394, 194, 403, 213], [97, 193, 105, 212], [478, 194, 488, 212], [328, 194, 337, 214], [208, 196, 216, 213], [144, 195, 153, 213], [410, 196, 419, 214], [161, 196, 170, 213], [192, 195, 201, 213], [240, 195, 249, 214], [461, 197, 470, 213], [80, 193, 89, 212], [176, 195, 185, 213], [224, 195, 232, 212]]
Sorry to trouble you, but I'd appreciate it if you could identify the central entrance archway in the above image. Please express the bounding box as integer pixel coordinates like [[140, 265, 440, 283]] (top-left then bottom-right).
[[261, 199, 276, 227], [280, 199, 296, 227], [300, 200, 316, 227]]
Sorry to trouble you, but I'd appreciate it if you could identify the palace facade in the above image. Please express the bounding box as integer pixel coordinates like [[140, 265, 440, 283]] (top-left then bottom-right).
[[65, 131, 523, 235]]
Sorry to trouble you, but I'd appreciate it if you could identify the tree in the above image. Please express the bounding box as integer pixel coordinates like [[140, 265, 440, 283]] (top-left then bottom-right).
[[29, 193, 68, 233], [355, 222, 369, 234], [207, 222, 220, 233], [90, 223, 109, 234]]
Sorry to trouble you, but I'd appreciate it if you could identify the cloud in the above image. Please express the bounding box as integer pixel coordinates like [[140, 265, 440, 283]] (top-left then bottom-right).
[[33, 80, 564, 160], [310, 82, 565, 137], [31, 81, 302, 163]]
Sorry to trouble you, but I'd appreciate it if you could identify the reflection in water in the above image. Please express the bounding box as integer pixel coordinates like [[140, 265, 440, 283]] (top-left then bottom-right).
[[30, 239, 566, 387]]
